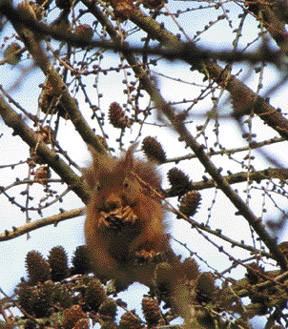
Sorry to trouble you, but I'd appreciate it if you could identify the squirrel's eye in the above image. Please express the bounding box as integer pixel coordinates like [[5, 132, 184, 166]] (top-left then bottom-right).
[[123, 181, 129, 188], [96, 184, 101, 191]]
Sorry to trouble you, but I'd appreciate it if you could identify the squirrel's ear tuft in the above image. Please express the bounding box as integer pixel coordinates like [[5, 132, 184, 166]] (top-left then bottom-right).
[[123, 143, 138, 172], [123, 143, 138, 171]]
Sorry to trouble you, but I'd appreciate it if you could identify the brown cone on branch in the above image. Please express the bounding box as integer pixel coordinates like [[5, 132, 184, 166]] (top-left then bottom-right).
[[74, 24, 94, 43], [109, 102, 131, 129], [39, 81, 68, 118], [48, 246, 69, 282], [167, 167, 193, 196], [110, 0, 135, 20], [182, 257, 199, 280], [99, 298, 117, 322], [55, 0, 71, 10], [141, 0, 165, 9], [179, 190, 201, 217], [25, 250, 51, 284], [4, 43, 22, 65], [142, 136, 166, 164], [33, 165, 51, 184], [63, 305, 86, 329], [71, 245, 93, 275], [195, 272, 216, 304], [119, 310, 142, 329], [84, 278, 107, 312], [142, 296, 163, 327]]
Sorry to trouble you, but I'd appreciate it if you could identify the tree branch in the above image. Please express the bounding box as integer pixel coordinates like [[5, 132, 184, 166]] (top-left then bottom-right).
[[0, 96, 89, 203], [0, 208, 85, 241], [145, 81, 288, 270], [0, 0, 107, 155], [127, 7, 288, 141], [166, 168, 288, 197]]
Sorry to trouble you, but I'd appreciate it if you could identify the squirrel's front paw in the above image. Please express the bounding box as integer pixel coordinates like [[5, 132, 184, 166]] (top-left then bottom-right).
[[135, 250, 164, 264], [122, 205, 138, 224]]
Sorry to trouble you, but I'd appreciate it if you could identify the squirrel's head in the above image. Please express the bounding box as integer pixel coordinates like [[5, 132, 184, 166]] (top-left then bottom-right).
[[83, 144, 143, 212]]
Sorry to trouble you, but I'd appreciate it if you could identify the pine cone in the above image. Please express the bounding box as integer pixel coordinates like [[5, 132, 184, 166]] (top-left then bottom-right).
[[72, 318, 90, 329], [37, 126, 55, 144], [167, 167, 193, 195], [4, 43, 22, 65], [195, 272, 216, 304], [31, 281, 55, 318], [109, 102, 131, 129], [74, 24, 94, 42], [53, 284, 73, 309], [84, 278, 107, 312], [71, 245, 93, 275], [142, 137, 166, 164], [17, 281, 55, 318], [63, 305, 86, 329], [101, 321, 118, 329], [182, 257, 199, 280], [55, 0, 71, 10], [141, 0, 165, 9], [39, 82, 67, 118], [33, 165, 51, 184], [111, 0, 134, 20], [16, 282, 35, 315], [119, 310, 142, 329], [142, 296, 162, 326], [154, 262, 176, 304], [179, 190, 201, 217], [246, 262, 265, 284], [99, 298, 117, 321], [25, 250, 51, 284], [48, 246, 69, 282], [17, 1, 37, 20]]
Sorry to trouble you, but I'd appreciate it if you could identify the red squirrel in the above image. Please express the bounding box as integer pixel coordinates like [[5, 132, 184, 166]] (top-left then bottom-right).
[[83, 144, 171, 287]]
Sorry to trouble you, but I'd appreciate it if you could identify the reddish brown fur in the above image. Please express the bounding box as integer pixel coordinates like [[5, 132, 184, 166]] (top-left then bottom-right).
[[83, 144, 170, 286]]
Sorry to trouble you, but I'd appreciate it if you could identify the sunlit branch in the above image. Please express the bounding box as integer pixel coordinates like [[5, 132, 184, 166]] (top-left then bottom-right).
[[0, 207, 84, 241]]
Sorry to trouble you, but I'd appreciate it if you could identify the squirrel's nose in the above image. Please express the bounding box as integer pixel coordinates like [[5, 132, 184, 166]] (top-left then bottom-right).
[[106, 201, 121, 211], [104, 194, 122, 212]]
